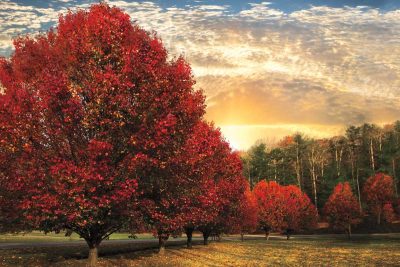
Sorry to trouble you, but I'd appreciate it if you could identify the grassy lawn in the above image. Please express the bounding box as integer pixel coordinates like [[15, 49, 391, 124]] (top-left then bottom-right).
[[0, 231, 154, 243], [1, 235, 400, 266]]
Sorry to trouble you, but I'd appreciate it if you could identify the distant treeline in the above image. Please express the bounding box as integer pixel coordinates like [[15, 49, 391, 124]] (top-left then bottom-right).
[[240, 121, 400, 211]]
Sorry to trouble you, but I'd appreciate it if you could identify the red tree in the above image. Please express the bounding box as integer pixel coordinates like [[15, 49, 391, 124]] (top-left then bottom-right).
[[139, 122, 224, 252], [235, 183, 258, 241], [253, 180, 286, 240], [253, 181, 317, 240], [177, 122, 225, 248], [363, 173, 395, 225], [382, 203, 396, 223], [0, 4, 204, 265], [197, 150, 247, 245], [323, 182, 362, 238], [282, 185, 318, 239]]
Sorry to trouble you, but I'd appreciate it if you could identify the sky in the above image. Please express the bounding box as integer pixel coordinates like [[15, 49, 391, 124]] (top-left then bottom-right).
[[1, 0, 400, 150]]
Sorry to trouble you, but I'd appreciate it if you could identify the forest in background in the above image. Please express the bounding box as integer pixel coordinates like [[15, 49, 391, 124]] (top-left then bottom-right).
[[240, 121, 400, 212]]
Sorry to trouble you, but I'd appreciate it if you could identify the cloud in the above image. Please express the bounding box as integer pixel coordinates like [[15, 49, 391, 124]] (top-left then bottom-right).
[[1, 1, 400, 148], [203, 75, 400, 126], [0, 0, 65, 54]]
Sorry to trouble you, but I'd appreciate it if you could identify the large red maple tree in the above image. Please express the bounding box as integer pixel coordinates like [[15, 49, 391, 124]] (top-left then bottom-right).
[[0, 4, 204, 265]]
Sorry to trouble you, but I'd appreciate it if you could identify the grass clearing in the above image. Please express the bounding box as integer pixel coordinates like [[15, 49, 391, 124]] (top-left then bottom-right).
[[1, 235, 400, 266]]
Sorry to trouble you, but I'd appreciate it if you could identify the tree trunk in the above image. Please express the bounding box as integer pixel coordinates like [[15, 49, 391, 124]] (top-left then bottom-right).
[[85, 240, 101, 267], [296, 144, 301, 189], [370, 139, 375, 173], [356, 168, 362, 212], [203, 232, 210, 245], [312, 171, 318, 212], [241, 233, 244, 242], [338, 147, 343, 178], [248, 161, 252, 189], [377, 209, 381, 225], [309, 148, 318, 212], [350, 155, 355, 183], [347, 224, 352, 239], [265, 231, 270, 241], [393, 159, 398, 198], [185, 227, 194, 249], [88, 247, 98, 267], [335, 146, 339, 178], [158, 234, 169, 254]]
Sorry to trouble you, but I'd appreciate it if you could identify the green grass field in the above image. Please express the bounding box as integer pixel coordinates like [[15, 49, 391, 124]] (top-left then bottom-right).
[[1, 234, 400, 266]]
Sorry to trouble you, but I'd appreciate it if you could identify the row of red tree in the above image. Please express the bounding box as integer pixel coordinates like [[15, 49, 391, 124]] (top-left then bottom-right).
[[0, 3, 398, 266], [238, 172, 398, 241], [0, 4, 249, 266], [324, 173, 397, 238]]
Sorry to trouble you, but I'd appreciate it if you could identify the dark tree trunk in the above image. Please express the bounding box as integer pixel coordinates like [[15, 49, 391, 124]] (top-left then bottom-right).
[[158, 234, 169, 254], [265, 231, 270, 241], [285, 229, 294, 240], [216, 234, 221, 242], [203, 232, 210, 245], [241, 233, 244, 242], [347, 224, 352, 239], [185, 227, 194, 249], [377, 209, 381, 225]]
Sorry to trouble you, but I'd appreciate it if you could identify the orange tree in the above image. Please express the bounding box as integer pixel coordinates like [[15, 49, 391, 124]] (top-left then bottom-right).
[[0, 4, 205, 265], [324, 182, 362, 238]]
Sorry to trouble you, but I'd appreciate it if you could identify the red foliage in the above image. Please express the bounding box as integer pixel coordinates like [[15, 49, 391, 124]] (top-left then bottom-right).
[[282, 185, 318, 234], [394, 198, 400, 217], [253, 181, 286, 235], [324, 182, 362, 236], [196, 148, 247, 244], [179, 122, 226, 230], [236, 183, 258, 236], [363, 173, 395, 224], [278, 136, 295, 147], [0, 3, 205, 256], [383, 203, 396, 223], [253, 181, 317, 238], [139, 122, 224, 245]]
